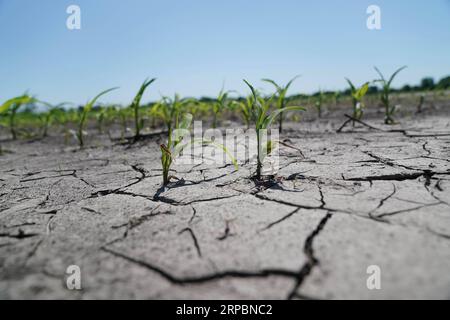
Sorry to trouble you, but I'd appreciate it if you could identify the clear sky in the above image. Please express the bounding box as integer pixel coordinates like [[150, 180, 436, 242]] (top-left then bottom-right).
[[1, 0, 449, 105]]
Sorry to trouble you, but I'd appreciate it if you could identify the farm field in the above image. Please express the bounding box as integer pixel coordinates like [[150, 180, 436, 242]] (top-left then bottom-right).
[[2, 0, 450, 304], [1, 93, 449, 299]]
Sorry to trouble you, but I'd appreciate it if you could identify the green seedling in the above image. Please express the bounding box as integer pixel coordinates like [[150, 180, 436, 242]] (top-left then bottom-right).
[[117, 107, 131, 141], [374, 66, 407, 124], [39, 102, 70, 137], [159, 112, 193, 185], [212, 89, 229, 128], [103, 105, 121, 139], [0, 95, 34, 153], [95, 106, 107, 134], [0, 94, 36, 140], [159, 112, 237, 186], [130, 78, 156, 139], [243, 80, 305, 180], [314, 90, 324, 118], [231, 94, 255, 129], [345, 79, 369, 124], [333, 91, 341, 107], [77, 87, 118, 147], [157, 94, 238, 186], [262, 75, 299, 133], [155, 94, 197, 185], [153, 94, 194, 133]]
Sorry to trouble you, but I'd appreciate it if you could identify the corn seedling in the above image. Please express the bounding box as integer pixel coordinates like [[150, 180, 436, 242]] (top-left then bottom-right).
[[159, 111, 238, 186], [262, 76, 299, 133], [129, 78, 156, 139], [157, 95, 237, 186], [212, 89, 229, 128], [159, 112, 194, 185], [333, 91, 341, 107], [0, 95, 33, 153], [39, 102, 69, 138], [243, 80, 305, 180], [117, 107, 130, 141], [77, 87, 118, 147], [153, 94, 195, 133], [345, 79, 369, 124], [0, 94, 36, 140], [374, 66, 407, 124], [314, 90, 324, 118], [231, 94, 255, 129]]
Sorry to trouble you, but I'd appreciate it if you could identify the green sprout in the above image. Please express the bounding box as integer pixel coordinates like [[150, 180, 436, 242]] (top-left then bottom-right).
[[345, 79, 369, 124], [130, 78, 156, 139], [231, 94, 254, 130], [153, 94, 194, 134], [243, 80, 305, 180], [333, 91, 341, 106], [77, 87, 118, 148], [39, 102, 69, 138], [155, 94, 197, 185], [159, 111, 238, 186], [374, 66, 407, 124], [157, 94, 237, 186], [0, 94, 36, 140], [160, 112, 193, 186], [117, 107, 131, 141], [212, 89, 229, 128], [95, 106, 107, 134], [314, 90, 324, 118], [262, 76, 299, 133]]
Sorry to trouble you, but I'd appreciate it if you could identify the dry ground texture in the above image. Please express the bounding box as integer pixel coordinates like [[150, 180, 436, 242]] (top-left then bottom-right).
[[1, 101, 450, 299]]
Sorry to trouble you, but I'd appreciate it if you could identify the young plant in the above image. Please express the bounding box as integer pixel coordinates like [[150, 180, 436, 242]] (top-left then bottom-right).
[[314, 90, 324, 118], [77, 87, 118, 147], [153, 94, 194, 133], [159, 111, 238, 186], [231, 94, 254, 129], [345, 79, 369, 123], [130, 78, 156, 139], [212, 89, 229, 128], [0, 95, 32, 153], [262, 76, 299, 133], [374, 66, 407, 124], [0, 94, 36, 140], [39, 102, 69, 138], [95, 106, 106, 134], [333, 91, 341, 107], [159, 112, 193, 186], [117, 107, 130, 141], [243, 80, 305, 180]]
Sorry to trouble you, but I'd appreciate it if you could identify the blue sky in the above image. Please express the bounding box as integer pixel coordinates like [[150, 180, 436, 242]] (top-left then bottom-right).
[[0, 0, 449, 105]]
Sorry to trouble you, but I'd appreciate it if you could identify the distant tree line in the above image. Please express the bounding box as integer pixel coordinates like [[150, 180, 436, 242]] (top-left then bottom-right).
[[287, 75, 450, 100]]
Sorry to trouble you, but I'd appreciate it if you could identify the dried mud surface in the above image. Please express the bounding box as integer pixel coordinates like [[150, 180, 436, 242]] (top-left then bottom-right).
[[1, 110, 450, 299]]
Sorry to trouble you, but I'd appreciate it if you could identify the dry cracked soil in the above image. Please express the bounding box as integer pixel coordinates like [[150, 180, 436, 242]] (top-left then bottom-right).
[[1, 108, 450, 299]]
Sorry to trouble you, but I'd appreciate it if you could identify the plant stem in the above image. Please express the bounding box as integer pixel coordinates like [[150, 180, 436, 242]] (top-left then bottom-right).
[[256, 129, 262, 179], [134, 105, 140, 138], [10, 111, 17, 140]]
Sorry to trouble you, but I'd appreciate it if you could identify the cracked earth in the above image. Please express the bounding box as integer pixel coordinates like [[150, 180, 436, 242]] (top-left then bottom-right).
[[1, 109, 450, 299]]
